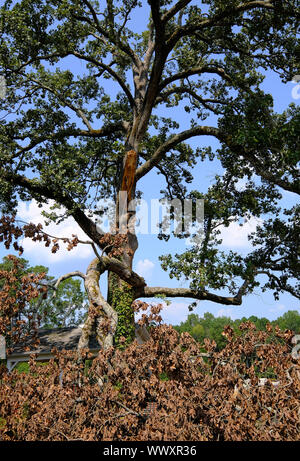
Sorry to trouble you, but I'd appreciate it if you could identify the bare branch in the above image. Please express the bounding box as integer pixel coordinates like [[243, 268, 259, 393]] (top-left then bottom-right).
[[135, 286, 245, 306], [53, 271, 86, 293], [112, 400, 146, 421]]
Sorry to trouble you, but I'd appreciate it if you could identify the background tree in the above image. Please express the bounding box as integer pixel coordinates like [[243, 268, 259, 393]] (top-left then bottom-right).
[[0, 255, 47, 332], [175, 312, 236, 349], [40, 277, 88, 329], [175, 310, 300, 349], [0, 0, 299, 349], [0, 255, 88, 348], [0, 255, 46, 348], [274, 310, 300, 333]]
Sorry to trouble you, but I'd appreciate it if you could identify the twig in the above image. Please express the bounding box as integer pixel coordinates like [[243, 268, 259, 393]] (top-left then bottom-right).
[[112, 400, 146, 421]]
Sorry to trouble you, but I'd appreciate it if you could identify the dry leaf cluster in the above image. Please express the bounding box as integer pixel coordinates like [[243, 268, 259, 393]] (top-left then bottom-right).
[[0, 317, 299, 441]]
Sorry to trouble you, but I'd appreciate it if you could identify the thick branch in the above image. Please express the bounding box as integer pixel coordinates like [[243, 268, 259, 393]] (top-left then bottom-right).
[[77, 305, 96, 351], [143, 23, 155, 71], [132, 1, 168, 142], [148, 0, 165, 41], [79, 256, 146, 349], [84, 258, 118, 349], [136, 123, 299, 195], [100, 256, 146, 288], [162, 0, 192, 24], [38, 271, 86, 297], [234, 278, 252, 304], [135, 125, 219, 180], [166, 1, 275, 49], [0, 170, 104, 245], [135, 286, 245, 306]]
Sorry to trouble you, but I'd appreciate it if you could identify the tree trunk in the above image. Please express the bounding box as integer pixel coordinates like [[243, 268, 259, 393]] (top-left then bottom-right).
[[79, 258, 118, 350], [107, 272, 135, 348], [77, 305, 95, 351], [106, 145, 139, 348], [79, 140, 141, 350]]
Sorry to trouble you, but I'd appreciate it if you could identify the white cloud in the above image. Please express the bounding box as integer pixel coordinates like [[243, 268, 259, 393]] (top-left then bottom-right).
[[159, 301, 192, 325], [216, 308, 235, 319], [269, 303, 287, 314], [16, 200, 93, 263], [219, 216, 263, 249], [135, 259, 155, 280]]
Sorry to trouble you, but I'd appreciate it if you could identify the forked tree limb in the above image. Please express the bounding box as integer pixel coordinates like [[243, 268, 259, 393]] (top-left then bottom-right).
[[101, 256, 146, 288]]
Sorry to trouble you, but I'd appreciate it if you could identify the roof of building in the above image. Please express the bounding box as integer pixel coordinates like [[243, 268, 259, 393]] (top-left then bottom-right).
[[9, 326, 99, 356], [8, 323, 150, 357]]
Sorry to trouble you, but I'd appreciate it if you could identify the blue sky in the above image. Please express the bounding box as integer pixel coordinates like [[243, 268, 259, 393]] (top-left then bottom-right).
[[0, 1, 299, 325]]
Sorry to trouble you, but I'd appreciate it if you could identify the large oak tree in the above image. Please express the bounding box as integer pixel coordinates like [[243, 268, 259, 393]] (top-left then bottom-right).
[[0, 0, 299, 349]]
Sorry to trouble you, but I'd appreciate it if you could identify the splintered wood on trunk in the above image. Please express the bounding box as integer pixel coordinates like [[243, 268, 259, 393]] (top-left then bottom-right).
[[120, 150, 137, 202]]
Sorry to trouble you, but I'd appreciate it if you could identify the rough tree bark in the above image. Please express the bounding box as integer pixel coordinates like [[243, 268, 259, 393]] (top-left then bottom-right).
[[80, 258, 118, 350], [106, 147, 139, 348]]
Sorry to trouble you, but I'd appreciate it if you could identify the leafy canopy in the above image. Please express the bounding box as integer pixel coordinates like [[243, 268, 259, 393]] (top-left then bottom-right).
[[0, 0, 299, 307]]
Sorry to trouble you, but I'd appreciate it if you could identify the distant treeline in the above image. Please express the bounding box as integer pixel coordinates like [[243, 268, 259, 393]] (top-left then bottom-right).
[[174, 310, 300, 350]]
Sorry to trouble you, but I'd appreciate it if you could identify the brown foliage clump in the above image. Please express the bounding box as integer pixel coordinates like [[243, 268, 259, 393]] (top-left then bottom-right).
[[0, 215, 81, 256], [0, 320, 299, 441]]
